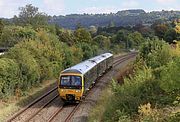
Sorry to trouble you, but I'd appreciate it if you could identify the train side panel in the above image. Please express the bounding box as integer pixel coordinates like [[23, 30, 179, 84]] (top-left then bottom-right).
[[107, 55, 113, 68], [84, 65, 98, 92], [97, 60, 106, 76]]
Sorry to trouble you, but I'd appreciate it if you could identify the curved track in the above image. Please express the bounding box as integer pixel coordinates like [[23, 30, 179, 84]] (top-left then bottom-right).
[[6, 52, 137, 122]]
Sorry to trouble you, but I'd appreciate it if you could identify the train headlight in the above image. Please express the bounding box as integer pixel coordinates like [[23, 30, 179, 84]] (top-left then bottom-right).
[[75, 90, 81, 92], [61, 89, 64, 92]]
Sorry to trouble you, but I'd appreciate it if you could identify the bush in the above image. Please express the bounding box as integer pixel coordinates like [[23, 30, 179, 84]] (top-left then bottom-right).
[[103, 61, 178, 121], [166, 111, 180, 122], [0, 58, 20, 98], [140, 38, 173, 68], [103, 66, 154, 121], [77, 42, 94, 60], [159, 57, 180, 92], [6, 48, 40, 90], [93, 35, 111, 50], [13, 29, 64, 79]]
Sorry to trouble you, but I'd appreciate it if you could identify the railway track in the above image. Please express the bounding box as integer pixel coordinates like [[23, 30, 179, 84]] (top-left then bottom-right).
[[46, 53, 137, 122], [6, 52, 137, 122], [113, 52, 137, 66], [7, 87, 58, 122]]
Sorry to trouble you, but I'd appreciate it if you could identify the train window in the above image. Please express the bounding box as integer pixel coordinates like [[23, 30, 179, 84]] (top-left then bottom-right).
[[61, 76, 71, 86], [71, 76, 81, 86], [60, 75, 82, 88]]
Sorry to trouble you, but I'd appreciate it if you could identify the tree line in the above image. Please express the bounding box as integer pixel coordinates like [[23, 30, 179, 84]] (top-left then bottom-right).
[[49, 9, 180, 29]]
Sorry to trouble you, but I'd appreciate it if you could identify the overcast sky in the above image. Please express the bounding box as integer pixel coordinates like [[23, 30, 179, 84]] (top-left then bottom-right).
[[0, 0, 179, 18]]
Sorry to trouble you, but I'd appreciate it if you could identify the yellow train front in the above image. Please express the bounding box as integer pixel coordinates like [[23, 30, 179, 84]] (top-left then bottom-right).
[[58, 53, 113, 102], [58, 72, 84, 101]]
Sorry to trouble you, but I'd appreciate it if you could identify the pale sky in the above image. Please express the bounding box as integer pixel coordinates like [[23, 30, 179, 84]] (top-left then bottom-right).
[[0, 0, 179, 18]]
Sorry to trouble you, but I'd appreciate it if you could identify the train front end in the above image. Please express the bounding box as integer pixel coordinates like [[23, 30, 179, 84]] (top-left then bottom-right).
[[58, 73, 84, 102]]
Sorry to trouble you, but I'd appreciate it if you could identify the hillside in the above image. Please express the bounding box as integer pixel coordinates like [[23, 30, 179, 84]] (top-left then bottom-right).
[[50, 9, 180, 29]]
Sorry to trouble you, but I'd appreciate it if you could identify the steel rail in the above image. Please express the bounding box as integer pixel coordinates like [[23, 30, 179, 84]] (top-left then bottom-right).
[[25, 94, 59, 122], [47, 105, 64, 122], [114, 54, 136, 66], [7, 86, 58, 122]]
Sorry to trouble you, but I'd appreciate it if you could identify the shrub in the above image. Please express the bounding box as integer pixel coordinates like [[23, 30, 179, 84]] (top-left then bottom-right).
[[13, 30, 64, 79], [140, 38, 173, 69], [77, 42, 93, 60], [5, 48, 40, 90], [61, 44, 84, 69], [159, 57, 180, 92], [0, 58, 20, 98], [93, 35, 111, 50], [103, 66, 154, 121], [166, 111, 180, 122]]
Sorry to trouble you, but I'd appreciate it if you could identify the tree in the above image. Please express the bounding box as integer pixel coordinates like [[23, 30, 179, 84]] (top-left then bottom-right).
[[174, 20, 180, 41], [77, 42, 93, 60], [139, 38, 172, 68], [128, 32, 144, 48], [93, 35, 111, 50], [0, 19, 4, 37], [153, 24, 168, 39], [57, 29, 75, 46], [0, 26, 36, 47], [164, 29, 177, 43], [74, 28, 92, 43], [134, 24, 154, 38], [113, 30, 129, 49], [6, 48, 40, 90], [14, 4, 48, 26], [0, 58, 21, 98]]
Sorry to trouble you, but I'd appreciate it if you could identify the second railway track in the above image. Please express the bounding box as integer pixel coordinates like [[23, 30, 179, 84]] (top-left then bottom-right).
[[7, 52, 137, 122]]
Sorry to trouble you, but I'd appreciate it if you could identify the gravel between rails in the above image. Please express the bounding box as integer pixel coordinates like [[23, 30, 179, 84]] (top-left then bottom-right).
[[9, 89, 59, 122], [29, 97, 63, 122]]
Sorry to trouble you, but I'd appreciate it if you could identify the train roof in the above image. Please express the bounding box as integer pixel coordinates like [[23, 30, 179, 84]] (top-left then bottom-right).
[[89, 53, 113, 64], [61, 53, 113, 75], [62, 60, 97, 74]]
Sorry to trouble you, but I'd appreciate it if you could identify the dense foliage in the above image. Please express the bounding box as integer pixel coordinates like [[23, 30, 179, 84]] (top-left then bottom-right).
[[102, 39, 180, 122]]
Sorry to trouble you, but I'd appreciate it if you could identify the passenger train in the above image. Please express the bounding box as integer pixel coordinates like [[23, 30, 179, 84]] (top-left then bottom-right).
[[58, 53, 113, 102]]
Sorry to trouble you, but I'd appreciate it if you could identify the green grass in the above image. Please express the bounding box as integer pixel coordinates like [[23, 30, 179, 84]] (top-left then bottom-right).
[[88, 86, 112, 122]]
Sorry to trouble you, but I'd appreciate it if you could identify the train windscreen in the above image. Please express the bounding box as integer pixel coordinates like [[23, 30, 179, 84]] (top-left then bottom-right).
[[60, 75, 82, 89]]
